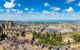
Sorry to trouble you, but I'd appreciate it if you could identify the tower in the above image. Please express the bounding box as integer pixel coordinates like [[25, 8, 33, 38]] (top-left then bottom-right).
[[2, 21, 15, 29]]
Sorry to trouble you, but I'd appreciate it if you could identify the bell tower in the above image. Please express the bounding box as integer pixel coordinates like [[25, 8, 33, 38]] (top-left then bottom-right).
[[2, 21, 15, 29]]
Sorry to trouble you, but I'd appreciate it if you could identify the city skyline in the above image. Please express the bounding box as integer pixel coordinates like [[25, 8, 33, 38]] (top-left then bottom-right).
[[0, 0, 80, 21]]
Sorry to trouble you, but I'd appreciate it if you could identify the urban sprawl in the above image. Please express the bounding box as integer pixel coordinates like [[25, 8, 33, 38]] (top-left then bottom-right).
[[0, 21, 80, 50]]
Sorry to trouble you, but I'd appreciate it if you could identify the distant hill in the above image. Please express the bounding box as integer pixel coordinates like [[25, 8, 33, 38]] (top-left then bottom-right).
[[0, 20, 80, 23]]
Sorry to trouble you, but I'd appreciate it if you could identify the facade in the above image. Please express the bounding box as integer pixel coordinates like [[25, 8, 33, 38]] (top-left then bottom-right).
[[1, 21, 24, 36], [0, 21, 33, 41]]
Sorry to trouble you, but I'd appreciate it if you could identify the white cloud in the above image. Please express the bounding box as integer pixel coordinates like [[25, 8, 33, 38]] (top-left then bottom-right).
[[11, 9, 16, 12], [77, 2, 80, 6], [51, 7, 61, 11], [4, 0, 15, 8], [11, 0, 15, 2], [0, 11, 80, 21], [64, 7, 74, 12], [18, 4, 21, 7], [44, 2, 49, 7], [6, 9, 11, 13], [6, 9, 10, 12], [28, 11, 35, 14], [65, 0, 75, 3], [25, 8, 29, 11], [42, 10, 51, 14], [17, 11, 23, 14], [31, 8, 34, 11]]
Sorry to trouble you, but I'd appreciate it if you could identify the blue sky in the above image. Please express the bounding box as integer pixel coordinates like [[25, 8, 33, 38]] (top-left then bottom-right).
[[0, 0, 80, 21]]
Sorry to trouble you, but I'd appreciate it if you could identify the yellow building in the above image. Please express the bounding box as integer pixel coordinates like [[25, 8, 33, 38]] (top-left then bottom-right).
[[1, 21, 25, 36], [25, 32, 33, 41], [0, 21, 34, 41]]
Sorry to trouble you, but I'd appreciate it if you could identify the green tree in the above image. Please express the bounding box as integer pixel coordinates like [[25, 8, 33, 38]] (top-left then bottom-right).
[[73, 34, 80, 42]]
